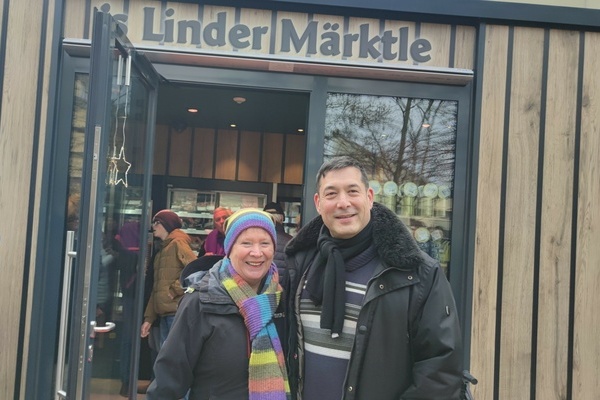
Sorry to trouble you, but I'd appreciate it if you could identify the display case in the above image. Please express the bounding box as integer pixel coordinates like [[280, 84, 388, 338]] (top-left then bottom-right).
[[121, 186, 144, 216], [217, 191, 267, 211], [167, 188, 267, 236], [167, 188, 216, 236]]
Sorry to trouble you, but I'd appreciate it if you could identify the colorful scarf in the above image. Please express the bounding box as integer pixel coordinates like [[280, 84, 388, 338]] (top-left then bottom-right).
[[220, 258, 291, 400]]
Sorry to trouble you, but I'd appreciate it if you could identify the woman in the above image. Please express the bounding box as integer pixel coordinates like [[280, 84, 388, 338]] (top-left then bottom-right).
[[146, 209, 291, 400]]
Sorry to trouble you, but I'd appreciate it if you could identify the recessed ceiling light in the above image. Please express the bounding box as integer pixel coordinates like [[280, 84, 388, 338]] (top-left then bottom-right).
[[230, 123, 237, 128], [233, 96, 246, 104], [187, 107, 198, 113], [422, 123, 431, 128], [297, 128, 304, 133]]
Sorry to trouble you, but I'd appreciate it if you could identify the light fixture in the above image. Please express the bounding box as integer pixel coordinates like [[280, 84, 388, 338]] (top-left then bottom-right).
[[297, 128, 304, 133], [187, 107, 198, 113], [233, 96, 246, 104], [230, 123, 237, 128], [422, 123, 431, 128]]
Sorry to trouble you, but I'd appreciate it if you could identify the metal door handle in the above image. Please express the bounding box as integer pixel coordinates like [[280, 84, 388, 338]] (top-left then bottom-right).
[[93, 321, 116, 333]]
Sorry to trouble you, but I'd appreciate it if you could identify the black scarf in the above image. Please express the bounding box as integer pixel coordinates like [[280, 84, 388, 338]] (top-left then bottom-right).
[[304, 220, 374, 338]]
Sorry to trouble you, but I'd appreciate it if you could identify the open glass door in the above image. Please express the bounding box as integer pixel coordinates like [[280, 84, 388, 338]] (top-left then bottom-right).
[[60, 10, 160, 400]]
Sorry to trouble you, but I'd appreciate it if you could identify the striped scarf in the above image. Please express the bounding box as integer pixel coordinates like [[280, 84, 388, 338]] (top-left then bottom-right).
[[220, 258, 291, 400]]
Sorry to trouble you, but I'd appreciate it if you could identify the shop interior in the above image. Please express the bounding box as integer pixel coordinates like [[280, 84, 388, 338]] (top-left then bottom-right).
[[150, 82, 310, 249]]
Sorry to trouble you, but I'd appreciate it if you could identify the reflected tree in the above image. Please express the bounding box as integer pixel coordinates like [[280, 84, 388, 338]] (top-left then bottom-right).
[[324, 93, 457, 186]]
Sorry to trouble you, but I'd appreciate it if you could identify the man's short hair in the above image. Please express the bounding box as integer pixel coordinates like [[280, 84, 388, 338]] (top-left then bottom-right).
[[315, 156, 370, 192]]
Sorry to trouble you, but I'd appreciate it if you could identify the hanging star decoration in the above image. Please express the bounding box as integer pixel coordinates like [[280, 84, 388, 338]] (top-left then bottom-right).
[[108, 66, 132, 187]]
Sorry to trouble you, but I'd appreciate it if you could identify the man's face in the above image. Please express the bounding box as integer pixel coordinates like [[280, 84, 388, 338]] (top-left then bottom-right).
[[314, 166, 373, 239], [151, 220, 168, 240], [213, 209, 230, 234]]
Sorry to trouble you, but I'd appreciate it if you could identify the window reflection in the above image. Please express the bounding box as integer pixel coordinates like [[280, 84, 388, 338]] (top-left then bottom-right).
[[325, 93, 457, 274]]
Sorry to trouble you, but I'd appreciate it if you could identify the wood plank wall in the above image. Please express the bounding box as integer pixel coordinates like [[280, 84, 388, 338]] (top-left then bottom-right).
[[0, 0, 59, 399], [471, 25, 600, 399], [153, 124, 305, 184]]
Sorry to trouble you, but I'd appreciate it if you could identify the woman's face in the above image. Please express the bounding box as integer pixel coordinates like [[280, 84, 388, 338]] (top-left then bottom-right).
[[228, 227, 275, 292]]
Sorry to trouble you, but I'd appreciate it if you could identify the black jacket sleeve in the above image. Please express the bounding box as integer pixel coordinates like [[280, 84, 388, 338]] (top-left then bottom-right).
[[401, 264, 464, 399]]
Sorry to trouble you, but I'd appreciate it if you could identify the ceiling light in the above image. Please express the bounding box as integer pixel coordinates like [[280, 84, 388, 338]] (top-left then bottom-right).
[[297, 128, 304, 133], [422, 123, 431, 128], [230, 123, 237, 128], [187, 108, 198, 113], [233, 96, 246, 104]]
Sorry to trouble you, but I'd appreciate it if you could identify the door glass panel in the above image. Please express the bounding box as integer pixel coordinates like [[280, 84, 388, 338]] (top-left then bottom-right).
[[63, 75, 152, 398], [87, 57, 154, 398], [324, 93, 457, 275]]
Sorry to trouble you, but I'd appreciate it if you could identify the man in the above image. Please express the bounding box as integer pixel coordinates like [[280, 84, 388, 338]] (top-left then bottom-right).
[[140, 210, 197, 399], [203, 207, 233, 256], [141, 210, 197, 344], [284, 156, 463, 400], [263, 201, 293, 271]]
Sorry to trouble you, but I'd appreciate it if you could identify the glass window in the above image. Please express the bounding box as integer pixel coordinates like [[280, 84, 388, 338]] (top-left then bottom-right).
[[324, 93, 457, 275]]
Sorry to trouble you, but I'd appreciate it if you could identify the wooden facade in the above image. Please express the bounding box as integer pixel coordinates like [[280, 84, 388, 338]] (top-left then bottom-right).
[[0, 0, 61, 397], [473, 25, 600, 399], [153, 124, 306, 184], [1, 0, 599, 399]]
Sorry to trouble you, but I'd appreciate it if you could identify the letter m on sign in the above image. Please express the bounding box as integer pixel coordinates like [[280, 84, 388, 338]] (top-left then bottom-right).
[[280, 19, 317, 55]]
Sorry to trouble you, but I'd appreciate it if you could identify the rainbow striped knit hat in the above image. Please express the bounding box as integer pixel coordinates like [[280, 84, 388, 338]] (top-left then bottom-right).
[[223, 208, 277, 255]]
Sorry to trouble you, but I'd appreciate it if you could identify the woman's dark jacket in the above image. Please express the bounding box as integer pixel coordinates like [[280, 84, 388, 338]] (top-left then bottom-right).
[[283, 203, 464, 400], [146, 260, 287, 400]]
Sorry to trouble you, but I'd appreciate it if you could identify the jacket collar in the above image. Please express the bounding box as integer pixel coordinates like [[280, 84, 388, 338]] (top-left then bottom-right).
[[285, 202, 424, 271], [188, 260, 237, 305], [159, 228, 191, 248]]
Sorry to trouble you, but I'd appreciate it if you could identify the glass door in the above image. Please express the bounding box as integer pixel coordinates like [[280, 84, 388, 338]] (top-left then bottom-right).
[[61, 10, 160, 400]]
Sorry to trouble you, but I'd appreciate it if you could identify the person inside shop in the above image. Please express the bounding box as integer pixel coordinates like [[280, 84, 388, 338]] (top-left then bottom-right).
[[140, 210, 197, 349], [284, 156, 464, 399], [146, 209, 291, 399], [203, 206, 233, 256], [113, 220, 141, 397], [263, 201, 293, 271]]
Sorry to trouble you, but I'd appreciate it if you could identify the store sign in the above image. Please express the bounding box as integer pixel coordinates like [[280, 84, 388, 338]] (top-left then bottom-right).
[[99, 2, 433, 64]]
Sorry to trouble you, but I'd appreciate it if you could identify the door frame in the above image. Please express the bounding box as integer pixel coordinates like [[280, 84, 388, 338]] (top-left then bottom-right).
[[68, 11, 160, 399]]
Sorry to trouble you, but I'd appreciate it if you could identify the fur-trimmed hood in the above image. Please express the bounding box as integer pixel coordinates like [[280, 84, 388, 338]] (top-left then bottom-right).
[[285, 202, 426, 271]]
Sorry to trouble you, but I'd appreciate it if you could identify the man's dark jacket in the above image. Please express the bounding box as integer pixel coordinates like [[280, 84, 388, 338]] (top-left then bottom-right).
[[283, 203, 464, 400]]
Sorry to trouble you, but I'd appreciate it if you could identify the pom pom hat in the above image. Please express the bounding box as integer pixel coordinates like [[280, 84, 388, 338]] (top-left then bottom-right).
[[223, 209, 277, 256]]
